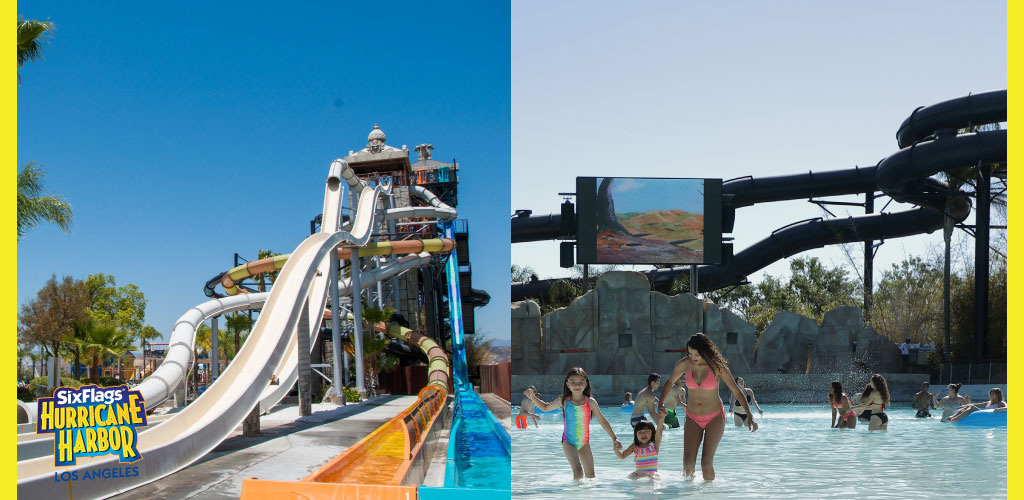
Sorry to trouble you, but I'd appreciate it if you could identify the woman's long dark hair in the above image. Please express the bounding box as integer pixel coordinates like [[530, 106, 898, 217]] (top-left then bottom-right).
[[561, 367, 592, 403], [871, 374, 890, 405], [686, 333, 727, 377], [633, 419, 657, 448], [949, 383, 962, 395], [830, 381, 845, 405], [860, 382, 874, 401]]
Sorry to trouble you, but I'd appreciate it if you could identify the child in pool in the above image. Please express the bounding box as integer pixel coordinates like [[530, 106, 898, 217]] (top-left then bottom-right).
[[615, 408, 668, 479], [524, 367, 621, 480]]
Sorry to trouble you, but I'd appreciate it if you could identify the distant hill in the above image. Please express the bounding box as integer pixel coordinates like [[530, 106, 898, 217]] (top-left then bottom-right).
[[488, 346, 511, 364]]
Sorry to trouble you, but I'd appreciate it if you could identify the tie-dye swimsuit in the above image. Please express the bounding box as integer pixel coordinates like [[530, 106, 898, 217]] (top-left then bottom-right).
[[562, 398, 591, 449], [634, 442, 658, 475]]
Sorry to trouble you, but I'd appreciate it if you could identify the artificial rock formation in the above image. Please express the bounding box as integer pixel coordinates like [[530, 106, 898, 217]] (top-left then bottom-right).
[[512, 271, 902, 377]]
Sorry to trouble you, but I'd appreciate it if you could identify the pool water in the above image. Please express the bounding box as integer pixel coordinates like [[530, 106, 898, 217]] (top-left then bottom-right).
[[512, 403, 1006, 499], [446, 384, 512, 489]]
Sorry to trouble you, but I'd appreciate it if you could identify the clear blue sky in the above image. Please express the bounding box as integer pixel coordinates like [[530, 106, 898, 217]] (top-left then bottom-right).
[[603, 178, 704, 215], [18, 3, 511, 343], [513, 1, 1006, 287]]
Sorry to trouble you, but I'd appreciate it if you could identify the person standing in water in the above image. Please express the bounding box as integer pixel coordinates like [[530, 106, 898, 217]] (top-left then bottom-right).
[[524, 367, 621, 480], [729, 377, 763, 427], [659, 333, 757, 481], [516, 385, 541, 428], [911, 382, 938, 418], [846, 374, 891, 431], [936, 383, 968, 422], [661, 377, 687, 429], [631, 373, 661, 428]]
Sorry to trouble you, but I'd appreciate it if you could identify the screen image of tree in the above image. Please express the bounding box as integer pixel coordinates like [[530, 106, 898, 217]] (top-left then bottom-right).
[[594, 177, 705, 264]]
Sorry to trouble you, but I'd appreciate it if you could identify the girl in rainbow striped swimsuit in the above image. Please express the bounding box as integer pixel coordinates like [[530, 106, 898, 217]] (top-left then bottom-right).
[[615, 408, 667, 478], [524, 367, 621, 480]]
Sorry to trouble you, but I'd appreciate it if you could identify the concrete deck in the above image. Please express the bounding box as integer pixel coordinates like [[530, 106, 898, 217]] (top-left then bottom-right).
[[480, 393, 512, 432], [110, 395, 417, 500]]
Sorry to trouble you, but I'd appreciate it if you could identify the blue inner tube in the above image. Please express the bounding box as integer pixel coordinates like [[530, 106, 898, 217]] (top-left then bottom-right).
[[620, 403, 634, 414], [956, 409, 1007, 427]]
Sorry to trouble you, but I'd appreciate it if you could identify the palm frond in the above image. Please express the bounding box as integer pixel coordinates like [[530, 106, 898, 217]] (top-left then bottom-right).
[[17, 19, 54, 67], [18, 162, 72, 239]]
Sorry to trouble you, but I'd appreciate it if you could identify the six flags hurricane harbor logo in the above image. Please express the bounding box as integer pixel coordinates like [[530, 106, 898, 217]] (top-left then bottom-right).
[[37, 385, 147, 481]]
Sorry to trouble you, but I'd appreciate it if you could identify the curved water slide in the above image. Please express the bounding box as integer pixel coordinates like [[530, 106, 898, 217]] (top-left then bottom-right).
[[512, 90, 1006, 299], [18, 164, 391, 498]]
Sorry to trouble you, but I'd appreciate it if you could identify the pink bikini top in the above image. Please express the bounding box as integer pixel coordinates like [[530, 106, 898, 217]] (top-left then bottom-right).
[[685, 368, 717, 390]]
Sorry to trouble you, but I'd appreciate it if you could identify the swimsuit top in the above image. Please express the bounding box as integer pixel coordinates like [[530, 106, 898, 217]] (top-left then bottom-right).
[[867, 401, 886, 412], [984, 402, 1000, 409], [685, 368, 717, 391], [831, 395, 851, 409], [635, 443, 658, 472]]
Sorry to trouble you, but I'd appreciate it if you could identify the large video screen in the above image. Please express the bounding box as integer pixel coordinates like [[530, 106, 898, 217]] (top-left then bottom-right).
[[576, 177, 722, 265]]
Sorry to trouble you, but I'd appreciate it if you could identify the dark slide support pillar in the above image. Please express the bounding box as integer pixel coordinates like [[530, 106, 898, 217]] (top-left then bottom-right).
[[863, 192, 874, 324], [974, 163, 990, 363]]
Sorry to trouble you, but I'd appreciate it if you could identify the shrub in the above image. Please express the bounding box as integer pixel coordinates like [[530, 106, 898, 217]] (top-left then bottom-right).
[[17, 386, 35, 402], [29, 376, 82, 397]]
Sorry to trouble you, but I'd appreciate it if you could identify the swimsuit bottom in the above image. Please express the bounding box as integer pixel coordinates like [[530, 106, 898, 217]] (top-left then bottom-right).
[[688, 405, 725, 429], [515, 414, 528, 429], [873, 412, 889, 424], [838, 410, 855, 423], [734, 411, 748, 422], [630, 414, 647, 428], [916, 409, 931, 418], [664, 409, 680, 428], [858, 410, 871, 421]]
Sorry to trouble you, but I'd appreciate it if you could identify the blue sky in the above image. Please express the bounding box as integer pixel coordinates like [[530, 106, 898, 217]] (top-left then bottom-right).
[[18, 3, 511, 343], [512, 1, 1006, 286], [602, 178, 703, 215]]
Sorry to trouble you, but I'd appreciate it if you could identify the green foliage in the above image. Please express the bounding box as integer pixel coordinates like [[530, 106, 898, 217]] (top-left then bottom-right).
[[84, 274, 147, 343], [946, 256, 1007, 361], [344, 387, 361, 403], [719, 258, 860, 334], [70, 319, 134, 382], [511, 264, 537, 283], [29, 376, 81, 397], [17, 19, 54, 68], [870, 256, 943, 343], [464, 332, 497, 368], [19, 275, 90, 358], [18, 162, 73, 239], [17, 386, 36, 402]]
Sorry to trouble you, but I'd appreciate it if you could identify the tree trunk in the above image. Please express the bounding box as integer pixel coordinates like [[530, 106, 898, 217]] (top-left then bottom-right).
[[597, 177, 630, 234]]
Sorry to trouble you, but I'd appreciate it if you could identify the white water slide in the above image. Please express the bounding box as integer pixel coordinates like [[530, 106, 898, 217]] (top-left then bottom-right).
[[18, 161, 456, 499]]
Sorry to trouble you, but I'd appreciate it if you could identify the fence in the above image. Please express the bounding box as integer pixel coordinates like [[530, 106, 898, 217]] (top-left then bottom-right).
[[479, 362, 511, 401], [932, 362, 1007, 385]]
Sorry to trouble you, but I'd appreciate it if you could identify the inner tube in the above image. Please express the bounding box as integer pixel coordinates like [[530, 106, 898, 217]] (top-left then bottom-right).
[[956, 409, 1007, 427], [621, 402, 634, 414]]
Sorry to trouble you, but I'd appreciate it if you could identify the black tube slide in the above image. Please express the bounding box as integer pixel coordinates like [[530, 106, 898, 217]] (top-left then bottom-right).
[[511, 90, 1005, 302]]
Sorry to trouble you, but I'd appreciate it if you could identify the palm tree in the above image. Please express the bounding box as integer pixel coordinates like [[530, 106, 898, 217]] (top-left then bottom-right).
[[224, 312, 253, 363], [18, 162, 72, 239], [360, 305, 396, 395], [17, 18, 54, 79], [71, 319, 134, 382]]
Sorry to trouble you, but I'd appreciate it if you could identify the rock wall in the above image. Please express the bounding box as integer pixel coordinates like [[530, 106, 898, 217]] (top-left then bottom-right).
[[511, 271, 902, 377]]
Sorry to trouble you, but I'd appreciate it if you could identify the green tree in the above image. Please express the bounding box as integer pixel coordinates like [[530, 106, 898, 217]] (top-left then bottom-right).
[[18, 162, 73, 239], [18, 275, 90, 378], [84, 274, 147, 344], [224, 312, 253, 362], [360, 304, 398, 395], [71, 319, 134, 382], [256, 249, 282, 292], [870, 256, 943, 344]]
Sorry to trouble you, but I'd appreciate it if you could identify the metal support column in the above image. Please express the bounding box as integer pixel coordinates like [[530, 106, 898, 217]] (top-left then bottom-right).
[[211, 316, 219, 380], [864, 192, 874, 323], [973, 162, 990, 362], [297, 300, 312, 416], [350, 248, 367, 396], [330, 251, 345, 404]]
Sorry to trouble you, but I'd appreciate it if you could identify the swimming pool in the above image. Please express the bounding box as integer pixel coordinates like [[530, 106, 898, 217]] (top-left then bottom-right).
[[512, 403, 1006, 499]]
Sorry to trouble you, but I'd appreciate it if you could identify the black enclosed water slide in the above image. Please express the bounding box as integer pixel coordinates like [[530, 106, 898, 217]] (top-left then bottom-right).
[[512, 90, 1006, 306]]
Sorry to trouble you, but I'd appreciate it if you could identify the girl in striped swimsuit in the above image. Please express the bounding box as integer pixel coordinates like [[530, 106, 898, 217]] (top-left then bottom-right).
[[524, 367, 621, 480], [616, 408, 667, 479]]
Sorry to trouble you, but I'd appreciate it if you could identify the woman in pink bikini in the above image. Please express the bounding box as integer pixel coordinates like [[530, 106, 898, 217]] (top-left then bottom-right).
[[829, 381, 857, 429], [659, 333, 757, 481]]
